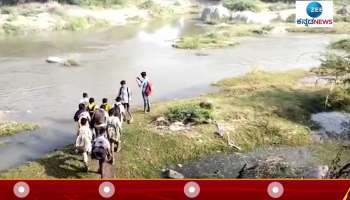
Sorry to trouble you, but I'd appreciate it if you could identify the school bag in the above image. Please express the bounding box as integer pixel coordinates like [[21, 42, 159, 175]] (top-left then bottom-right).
[[91, 144, 107, 160], [145, 81, 153, 96]]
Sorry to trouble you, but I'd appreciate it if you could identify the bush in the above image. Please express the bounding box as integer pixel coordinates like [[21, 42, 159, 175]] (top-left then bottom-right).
[[223, 0, 260, 12], [138, 0, 154, 9], [316, 54, 350, 77], [64, 16, 90, 31], [286, 14, 295, 23], [330, 39, 350, 52], [251, 25, 274, 35], [166, 103, 213, 124], [327, 88, 350, 111]]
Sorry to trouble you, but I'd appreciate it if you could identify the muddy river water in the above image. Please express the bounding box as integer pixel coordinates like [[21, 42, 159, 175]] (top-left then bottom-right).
[[0, 17, 335, 171]]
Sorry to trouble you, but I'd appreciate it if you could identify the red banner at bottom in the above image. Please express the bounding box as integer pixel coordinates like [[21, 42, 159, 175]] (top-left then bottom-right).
[[1, 180, 350, 200]]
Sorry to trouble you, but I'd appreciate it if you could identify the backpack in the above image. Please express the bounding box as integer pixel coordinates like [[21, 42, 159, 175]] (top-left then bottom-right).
[[145, 81, 153, 96], [113, 104, 122, 119], [91, 145, 107, 160]]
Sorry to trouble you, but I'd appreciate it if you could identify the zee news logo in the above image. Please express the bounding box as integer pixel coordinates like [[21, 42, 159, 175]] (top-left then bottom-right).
[[296, 1, 334, 27]]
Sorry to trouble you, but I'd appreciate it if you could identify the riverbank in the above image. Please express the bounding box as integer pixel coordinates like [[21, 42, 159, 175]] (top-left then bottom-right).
[[0, 0, 194, 35], [2, 69, 349, 179]]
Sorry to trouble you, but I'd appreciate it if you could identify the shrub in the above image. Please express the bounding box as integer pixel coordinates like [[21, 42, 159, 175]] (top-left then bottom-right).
[[138, 0, 154, 9], [327, 88, 350, 111], [251, 25, 274, 35], [330, 39, 350, 52], [166, 103, 213, 124], [223, 0, 260, 12], [64, 16, 90, 31], [316, 54, 350, 77], [286, 14, 295, 23]]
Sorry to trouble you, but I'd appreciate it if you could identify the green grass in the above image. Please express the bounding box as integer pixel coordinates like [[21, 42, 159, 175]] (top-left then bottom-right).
[[0, 70, 334, 179], [0, 122, 39, 137], [173, 33, 239, 49]]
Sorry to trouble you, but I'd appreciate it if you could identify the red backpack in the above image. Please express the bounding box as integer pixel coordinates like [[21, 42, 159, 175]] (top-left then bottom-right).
[[145, 81, 153, 96]]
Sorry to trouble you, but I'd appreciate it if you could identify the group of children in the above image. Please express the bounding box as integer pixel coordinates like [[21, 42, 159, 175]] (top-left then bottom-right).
[[72, 72, 152, 175]]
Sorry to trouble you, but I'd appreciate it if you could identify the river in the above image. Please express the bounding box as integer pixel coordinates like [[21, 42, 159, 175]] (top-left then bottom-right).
[[0, 17, 334, 171]]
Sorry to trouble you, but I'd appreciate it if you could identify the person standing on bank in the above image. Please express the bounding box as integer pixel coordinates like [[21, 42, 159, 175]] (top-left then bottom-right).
[[118, 80, 133, 123], [136, 72, 152, 113]]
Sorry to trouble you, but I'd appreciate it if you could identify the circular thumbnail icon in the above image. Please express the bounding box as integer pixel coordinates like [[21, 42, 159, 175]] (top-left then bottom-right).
[[184, 181, 200, 198], [267, 182, 284, 199], [99, 182, 115, 198], [307, 1, 323, 18], [13, 182, 30, 198]]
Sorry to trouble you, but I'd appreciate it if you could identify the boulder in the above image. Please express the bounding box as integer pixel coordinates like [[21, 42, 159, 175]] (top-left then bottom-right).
[[304, 165, 329, 179], [46, 56, 64, 64], [215, 122, 225, 137], [155, 116, 170, 126], [201, 5, 230, 24], [169, 122, 186, 132], [311, 112, 350, 140], [163, 169, 185, 179], [231, 11, 279, 24]]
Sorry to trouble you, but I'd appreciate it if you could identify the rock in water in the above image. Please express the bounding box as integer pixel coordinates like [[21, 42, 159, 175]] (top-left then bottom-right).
[[64, 59, 80, 67], [311, 112, 350, 140], [231, 11, 279, 24], [201, 5, 230, 24], [304, 165, 329, 179], [46, 56, 64, 64], [163, 169, 184, 179]]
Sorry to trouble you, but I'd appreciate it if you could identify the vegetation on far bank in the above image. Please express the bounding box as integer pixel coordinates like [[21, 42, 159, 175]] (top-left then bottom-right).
[[2, 68, 347, 178], [0, 121, 39, 137], [0, 0, 187, 35], [173, 24, 273, 49]]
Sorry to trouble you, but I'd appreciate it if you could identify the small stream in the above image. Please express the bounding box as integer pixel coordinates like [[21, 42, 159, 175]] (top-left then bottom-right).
[[0, 17, 335, 171]]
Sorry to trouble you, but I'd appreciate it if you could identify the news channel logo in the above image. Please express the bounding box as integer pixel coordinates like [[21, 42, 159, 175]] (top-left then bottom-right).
[[296, 1, 333, 27]]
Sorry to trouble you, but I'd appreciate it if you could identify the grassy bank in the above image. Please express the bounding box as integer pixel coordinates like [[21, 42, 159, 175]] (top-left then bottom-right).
[[0, 121, 39, 137], [1, 69, 338, 179], [174, 24, 274, 49]]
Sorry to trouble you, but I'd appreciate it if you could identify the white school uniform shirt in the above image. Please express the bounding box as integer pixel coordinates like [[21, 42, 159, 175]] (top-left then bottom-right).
[[80, 97, 89, 106], [76, 125, 92, 152], [119, 86, 131, 104], [108, 115, 122, 130], [78, 111, 91, 127], [115, 102, 125, 114]]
